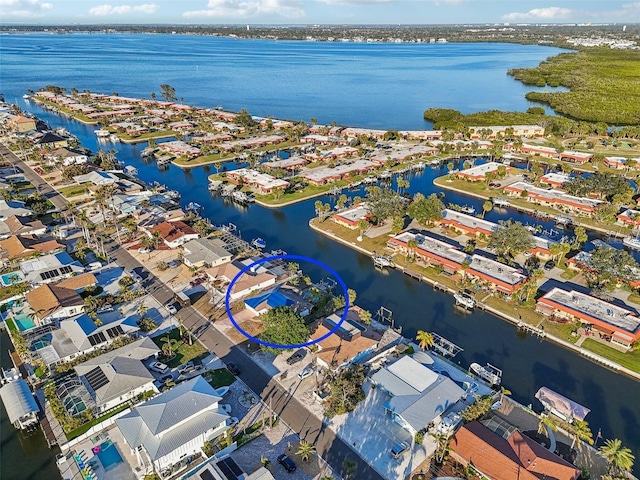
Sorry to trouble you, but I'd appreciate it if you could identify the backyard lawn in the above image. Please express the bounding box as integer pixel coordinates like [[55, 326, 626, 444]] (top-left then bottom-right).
[[581, 339, 640, 374], [152, 327, 208, 368], [204, 368, 236, 389]]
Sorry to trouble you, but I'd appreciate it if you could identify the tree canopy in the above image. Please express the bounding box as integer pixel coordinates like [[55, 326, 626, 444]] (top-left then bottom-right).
[[564, 172, 634, 202], [488, 219, 534, 259], [407, 192, 445, 226], [364, 186, 406, 224], [583, 246, 640, 287], [160, 83, 177, 102], [258, 306, 309, 354], [324, 365, 366, 418]]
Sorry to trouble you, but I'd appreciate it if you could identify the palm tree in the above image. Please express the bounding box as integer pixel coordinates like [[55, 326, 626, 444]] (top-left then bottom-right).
[[406, 238, 418, 260], [599, 438, 635, 474], [151, 230, 163, 250], [499, 385, 511, 402], [341, 458, 357, 479], [433, 433, 450, 463], [537, 414, 557, 438], [160, 335, 175, 358], [296, 441, 316, 462], [570, 419, 594, 450], [415, 330, 434, 351], [481, 200, 493, 219]]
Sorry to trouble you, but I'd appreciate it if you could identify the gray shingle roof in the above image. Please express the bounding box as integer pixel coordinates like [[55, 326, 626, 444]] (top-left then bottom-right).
[[0, 379, 39, 424]]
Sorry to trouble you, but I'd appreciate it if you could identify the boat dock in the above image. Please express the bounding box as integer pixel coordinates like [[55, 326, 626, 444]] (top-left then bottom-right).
[[517, 321, 546, 338]]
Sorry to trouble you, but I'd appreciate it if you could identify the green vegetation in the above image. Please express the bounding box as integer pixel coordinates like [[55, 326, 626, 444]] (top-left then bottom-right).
[[258, 306, 310, 355], [488, 219, 534, 259], [204, 368, 236, 388], [57, 184, 88, 198], [423, 107, 547, 129], [0, 283, 29, 303], [509, 48, 640, 125], [461, 395, 494, 422], [5, 318, 17, 332], [66, 402, 131, 440], [324, 365, 366, 418], [151, 328, 208, 368], [582, 339, 640, 374]]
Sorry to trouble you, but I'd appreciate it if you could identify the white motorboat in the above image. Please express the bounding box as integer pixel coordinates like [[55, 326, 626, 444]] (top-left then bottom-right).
[[95, 128, 110, 138], [454, 291, 476, 310], [251, 237, 266, 249], [372, 253, 395, 269], [469, 362, 502, 386], [623, 236, 640, 251], [460, 205, 476, 215]]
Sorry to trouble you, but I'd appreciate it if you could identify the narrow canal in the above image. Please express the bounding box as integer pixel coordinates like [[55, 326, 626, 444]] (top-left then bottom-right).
[[12, 104, 640, 476]]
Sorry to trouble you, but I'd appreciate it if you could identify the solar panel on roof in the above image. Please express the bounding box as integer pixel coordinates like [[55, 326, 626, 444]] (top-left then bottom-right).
[[60, 265, 73, 274], [88, 332, 107, 346], [106, 325, 124, 339], [85, 366, 109, 391], [199, 471, 216, 480], [217, 457, 243, 480]]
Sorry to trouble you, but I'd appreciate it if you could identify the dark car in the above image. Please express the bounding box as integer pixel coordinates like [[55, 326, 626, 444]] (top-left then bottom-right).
[[286, 348, 307, 365], [226, 362, 241, 376], [277, 454, 297, 473], [544, 260, 556, 271], [159, 374, 173, 383]]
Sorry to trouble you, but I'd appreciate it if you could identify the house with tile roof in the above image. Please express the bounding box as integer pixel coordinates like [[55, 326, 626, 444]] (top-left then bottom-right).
[[370, 355, 465, 435], [147, 220, 199, 249], [25, 283, 85, 323], [116, 376, 230, 475], [0, 235, 64, 261], [451, 421, 581, 480], [74, 337, 159, 414], [56, 272, 98, 292], [2, 215, 47, 237]]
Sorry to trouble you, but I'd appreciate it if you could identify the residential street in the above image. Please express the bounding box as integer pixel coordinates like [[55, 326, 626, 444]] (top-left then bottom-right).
[[0, 143, 70, 211], [106, 240, 385, 480]]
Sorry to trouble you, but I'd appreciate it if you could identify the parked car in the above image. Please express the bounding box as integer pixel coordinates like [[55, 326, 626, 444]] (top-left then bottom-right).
[[391, 441, 410, 459], [227, 417, 239, 426], [178, 361, 194, 373], [286, 348, 307, 365], [137, 247, 152, 254], [226, 362, 241, 375], [127, 269, 143, 282], [165, 303, 177, 315], [96, 304, 114, 314], [489, 182, 501, 189], [277, 454, 297, 473], [298, 364, 315, 380], [167, 260, 181, 269], [149, 361, 169, 374], [544, 260, 556, 271]]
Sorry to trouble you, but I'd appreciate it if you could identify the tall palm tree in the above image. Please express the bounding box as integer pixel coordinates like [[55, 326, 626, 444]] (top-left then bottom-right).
[[160, 335, 174, 358], [537, 414, 557, 438], [415, 330, 434, 351], [296, 441, 316, 462], [599, 438, 635, 474], [481, 200, 493, 219], [570, 419, 594, 450], [499, 386, 511, 402]]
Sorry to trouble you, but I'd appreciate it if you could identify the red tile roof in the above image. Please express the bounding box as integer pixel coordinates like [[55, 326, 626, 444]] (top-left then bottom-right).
[[451, 421, 580, 480], [149, 221, 197, 243]]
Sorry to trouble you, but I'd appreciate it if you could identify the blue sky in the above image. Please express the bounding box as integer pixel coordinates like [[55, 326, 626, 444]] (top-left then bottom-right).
[[1, 0, 639, 25]]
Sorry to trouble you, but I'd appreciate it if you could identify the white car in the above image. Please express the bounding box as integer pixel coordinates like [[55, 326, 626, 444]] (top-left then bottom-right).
[[298, 364, 315, 380], [138, 247, 152, 254], [149, 361, 169, 374], [166, 304, 177, 315], [96, 304, 114, 314]]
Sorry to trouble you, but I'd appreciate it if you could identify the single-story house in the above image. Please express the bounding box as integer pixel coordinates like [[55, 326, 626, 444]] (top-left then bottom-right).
[[332, 203, 369, 229], [20, 251, 85, 285], [147, 220, 199, 249], [205, 261, 276, 300], [371, 355, 465, 435], [0, 235, 64, 261], [0, 200, 32, 221], [451, 421, 580, 480], [2, 215, 47, 237], [45, 147, 88, 167], [182, 238, 232, 269]]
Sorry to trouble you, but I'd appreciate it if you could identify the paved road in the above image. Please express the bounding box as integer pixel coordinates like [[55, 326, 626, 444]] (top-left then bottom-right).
[[106, 240, 384, 480], [0, 142, 69, 211]]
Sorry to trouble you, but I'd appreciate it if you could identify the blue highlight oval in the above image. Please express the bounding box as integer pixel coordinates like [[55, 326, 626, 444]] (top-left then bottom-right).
[[224, 254, 349, 349]]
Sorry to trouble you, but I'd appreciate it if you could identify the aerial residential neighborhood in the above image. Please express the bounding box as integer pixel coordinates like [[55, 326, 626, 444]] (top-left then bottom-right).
[[1, 17, 640, 480]]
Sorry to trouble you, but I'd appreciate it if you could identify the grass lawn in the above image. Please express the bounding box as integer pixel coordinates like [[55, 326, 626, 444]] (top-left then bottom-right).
[[57, 184, 88, 198], [204, 368, 236, 389], [560, 269, 578, 280], [152, 328, 208, 368], [581, 339, 640, 374], [5, 318, 17, 332], [540, 319, 580, 344]]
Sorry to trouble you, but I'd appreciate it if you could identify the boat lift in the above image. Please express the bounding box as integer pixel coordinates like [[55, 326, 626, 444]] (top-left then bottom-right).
[[430, 333, 464, 359]]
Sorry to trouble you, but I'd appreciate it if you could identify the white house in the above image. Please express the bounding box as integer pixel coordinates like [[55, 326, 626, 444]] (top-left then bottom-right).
[[46, 147, 88, 167], [116, 376, 230, 476], [74, 338, 159, 414], [20, 251, 85, 285], [25, 283, 85, 324], [205, 261, 276, 300], [182, 238, 232, 269]]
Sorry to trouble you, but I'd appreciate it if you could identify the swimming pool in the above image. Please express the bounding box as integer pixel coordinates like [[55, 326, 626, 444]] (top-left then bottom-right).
[[14, 313, 36, 331], [0, 271, 24, 286], [95, 440, 123, 470]]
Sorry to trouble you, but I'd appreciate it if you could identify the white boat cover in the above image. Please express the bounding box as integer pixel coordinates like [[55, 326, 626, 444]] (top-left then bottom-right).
[[535, 386, 590, 421]]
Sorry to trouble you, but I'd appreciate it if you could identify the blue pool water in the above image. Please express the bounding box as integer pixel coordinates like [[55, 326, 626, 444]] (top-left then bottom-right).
[[95, 440, 123, 470], [14, 315, 36, 332]]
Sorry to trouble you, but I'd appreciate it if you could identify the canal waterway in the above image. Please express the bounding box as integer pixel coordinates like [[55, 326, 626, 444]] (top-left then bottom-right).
[[1, 34, 638, 478]]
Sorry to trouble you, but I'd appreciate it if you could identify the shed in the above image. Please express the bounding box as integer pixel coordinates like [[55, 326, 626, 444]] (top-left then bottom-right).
[[0, 379, 40, 429]]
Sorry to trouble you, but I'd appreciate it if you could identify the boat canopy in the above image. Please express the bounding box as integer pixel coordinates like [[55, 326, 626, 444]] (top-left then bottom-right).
[[535, 386, 590, 421], [0, 379, 39, 424]]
